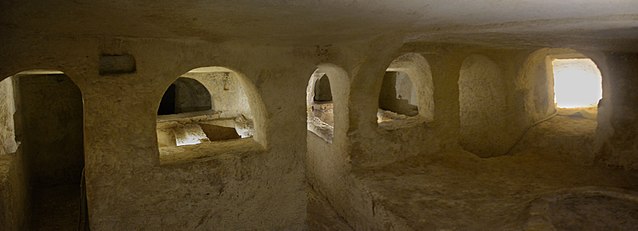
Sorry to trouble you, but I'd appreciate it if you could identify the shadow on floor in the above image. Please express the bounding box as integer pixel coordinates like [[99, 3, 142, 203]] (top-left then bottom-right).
[[31, 184, 82, 231]]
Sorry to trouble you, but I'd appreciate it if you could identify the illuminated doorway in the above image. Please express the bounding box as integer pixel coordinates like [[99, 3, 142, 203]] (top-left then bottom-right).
[[552, 59, 602, 109]]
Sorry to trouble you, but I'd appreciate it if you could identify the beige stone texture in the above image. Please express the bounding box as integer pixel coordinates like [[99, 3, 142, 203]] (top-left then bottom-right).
[[0, 1, 637, 230]]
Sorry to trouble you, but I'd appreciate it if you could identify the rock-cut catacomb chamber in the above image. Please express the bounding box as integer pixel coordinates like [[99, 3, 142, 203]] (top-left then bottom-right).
[[1, 1, 638, 230]]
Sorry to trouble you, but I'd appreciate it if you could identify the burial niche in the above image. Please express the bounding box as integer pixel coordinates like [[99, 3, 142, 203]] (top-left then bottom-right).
[[156, 67, 264, 164], [377, 53, 434, 129]]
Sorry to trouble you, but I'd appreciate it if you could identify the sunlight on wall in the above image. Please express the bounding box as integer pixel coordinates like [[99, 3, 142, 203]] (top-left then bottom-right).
[[174, 124, 210, 146], [552, 59, 602, 108]]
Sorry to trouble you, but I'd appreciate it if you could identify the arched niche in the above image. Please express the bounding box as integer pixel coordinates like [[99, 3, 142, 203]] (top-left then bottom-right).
[[459, 55, 509, 157], [306, 64, 349, 143], [155, 66, 267, 164], [377, 53, 434, 129], [518, 48, 603, 123]]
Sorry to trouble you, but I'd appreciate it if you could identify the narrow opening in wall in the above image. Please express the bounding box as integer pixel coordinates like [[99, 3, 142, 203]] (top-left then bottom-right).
[[377, 53, 434, 129], [511, 49, 604, 163], [158, 84, 176, 115], [157, 77, 212, 116], [157, 77, 227, 147], [378, 71, 418, 120], [9, 70, 88, 228], [156, 67, 261, 163], [314, 75, 333, 102], [552, 59, 602, 109], [307, 70, 334, 143]]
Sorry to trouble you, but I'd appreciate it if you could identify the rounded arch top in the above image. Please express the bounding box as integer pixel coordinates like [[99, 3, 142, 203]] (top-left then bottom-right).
[[157, 77, 212, 115], [381, 52, 435, 124], [155, 65, 269, 149], [306, 63, 351, 143], [307, 63, 350, 105], [517, 48, 605, 122], [0, 69, 82, 158]]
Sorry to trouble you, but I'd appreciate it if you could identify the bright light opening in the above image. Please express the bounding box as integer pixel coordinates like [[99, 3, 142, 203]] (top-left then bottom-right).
[[552, 59, 602, 108]]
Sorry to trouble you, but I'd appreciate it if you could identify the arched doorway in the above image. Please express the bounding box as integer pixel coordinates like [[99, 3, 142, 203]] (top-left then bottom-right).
[[306, 70, 335, 142], [10, 70, 85, 229]]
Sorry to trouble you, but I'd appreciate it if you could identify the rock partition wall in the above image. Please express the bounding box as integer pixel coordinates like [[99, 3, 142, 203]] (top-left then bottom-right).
[[458, 55, 512, 157], [596, 52, 638, 170], [0, 78, 17, 156], [0, 76, 27, 231]]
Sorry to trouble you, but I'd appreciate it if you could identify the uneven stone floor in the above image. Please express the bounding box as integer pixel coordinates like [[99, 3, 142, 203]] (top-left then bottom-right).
[[351, 114, 638, 230], [307, 186, 354, 231], [19, 113, 638, 230]]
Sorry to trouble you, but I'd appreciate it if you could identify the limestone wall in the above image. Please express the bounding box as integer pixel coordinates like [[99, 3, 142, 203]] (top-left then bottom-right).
[[345, 44, 532, 167], [0, 149, 28, 231], [0, 32, 636, 230], [306, 43, 541, 229], [516, 49, 557, 123], [0, 76, 27, 230], [0, 78, 17, 156], [0, 37, 310, 230], [458, 55, 511, 157], [0, 149, 30, 231], [596, 53, 638, 170]]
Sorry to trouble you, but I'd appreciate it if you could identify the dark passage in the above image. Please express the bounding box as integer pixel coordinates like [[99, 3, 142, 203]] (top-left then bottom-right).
[[378, 72, 418, 116], [18, 74, 86, 230], [158, 78, 212, 115], [158, 84, 176, 115]]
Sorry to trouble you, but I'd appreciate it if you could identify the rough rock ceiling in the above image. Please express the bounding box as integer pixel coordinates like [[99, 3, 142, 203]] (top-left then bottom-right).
[[1, 0, 638, 50]]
